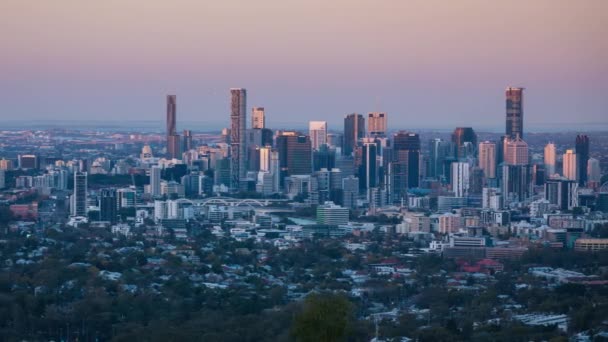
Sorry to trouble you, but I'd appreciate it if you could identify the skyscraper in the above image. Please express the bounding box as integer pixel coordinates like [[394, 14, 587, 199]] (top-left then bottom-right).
[[428, 138, 453, 181], [99, 188, 118, 223], [588, 158, 601, 184], [149, 165, 162, 197], [252, 107, 265, 129], [451, 127, 477, 159], [478, 141, 496, 179], [359, 138, 378, 191], [166, 95, 181, 159], [505, 87, 524, 139], [368, 112, 387, 137], [504, 137, 528, 165], [276, 132, 312, 186], [451, 162, 470, 197], [393, 131, 420, 189], [563, 149, 578, 181], [575, 135, 589, 186], [166, 95, 176, 137], [343, 113, 365, 156], [544, 142, 557, 177], [309, 121, 328, 150], [71, 171, 88, 217], [182, 129, 193, 152], [230, 88, 247, 191]]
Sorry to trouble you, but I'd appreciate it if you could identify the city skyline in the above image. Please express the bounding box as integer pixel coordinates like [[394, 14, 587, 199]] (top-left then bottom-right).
[[1, 1, 606, 129]]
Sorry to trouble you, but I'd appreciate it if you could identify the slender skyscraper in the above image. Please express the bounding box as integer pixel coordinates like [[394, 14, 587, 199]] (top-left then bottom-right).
[[252, 107, 265, 129], [71, 171, 88, 217], [478, 141, 496, 179], [506, 87, 524, 139], [575, 135, 589, 186], [309, 121, 328, 150], [563, 149, 578, 181], [166, 95, 176, 137], [343, 113, 365, 156], [544, 142, 557, 177], [150, 166, 162, 197], [368, 112, 387, 137], [230, 88, 247, 191]]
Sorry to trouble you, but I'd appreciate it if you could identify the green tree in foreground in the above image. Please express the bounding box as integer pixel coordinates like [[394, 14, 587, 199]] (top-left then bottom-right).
[[292, 293, 354, 342]]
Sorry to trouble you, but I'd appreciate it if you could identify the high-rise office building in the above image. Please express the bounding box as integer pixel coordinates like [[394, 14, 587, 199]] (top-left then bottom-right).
[[588, 158, 601, 184], [504, 137, 528, 165], [276, 132, 312, 186], [251, 107, 265, 129], [452, 127, 477, 159], [368, 112, 387, 137], [99, 188, 118, 223], [428, 139, 453, 181], [166, 95, 176, 137], [393, 131, 420, 189], [575, 135, 589, 186], [313, 144, 336, 172], [451, 162, 470, 197], [309, 121, 328, 150], [0, 170, 4, 189], [501, 164, 532, 203], [544, 142, 557, 177], [563, 149, 578, 181], [505, 87, 524, 139], [359, 138, 378, 191], [343, 113, 365, 156], [545, 178, 578, 211], [166, 95, 181, 159], [478, 141, 496, 179], [230, 88, 247, 191], [150, 166, 162, 197], [182, 130, 193, 152], [71, 171, 88, 217]]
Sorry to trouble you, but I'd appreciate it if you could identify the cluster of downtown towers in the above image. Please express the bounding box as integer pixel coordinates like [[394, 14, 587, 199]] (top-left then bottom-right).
[[163, 87, 593, 207]]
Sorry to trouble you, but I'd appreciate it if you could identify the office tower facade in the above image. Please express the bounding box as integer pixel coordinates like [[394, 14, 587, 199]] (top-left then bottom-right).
[[451, 162, 470, 197], [588, 158, 601, 184], [452, 127, 477, 159], [71, 171, 88, 217], [313, 144, 336, 171], [368, 112, 387, 137], [393, 131, 420, 189], [166, 95, 181, 159], [342, 176, 359, 209], [575, 135, 589, 186], [428, 139, 453, 181], [506, 87, 524, 139], [259, 147, 272, 172], [359, 139, 378, 191], [0, 170, 4, 189], [251, 107, 265, 129], [563, 149, 578, 181], [276, 132, 312, 186], [478, 141, 496, 179], [544, 142, 557, 177], [99, 188, 118, 223], [501, 164, 532, 203], [149, 166, 162, 197], [343, 113, 365, 156], [309, 121, 328, 150], [545, 178, 578, 211], [504, 137, 529, 165], [230, 88, 247, 191], [182, 130, 193, 152]]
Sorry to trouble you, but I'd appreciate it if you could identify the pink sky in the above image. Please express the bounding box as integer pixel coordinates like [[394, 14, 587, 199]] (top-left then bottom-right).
[[0, 0, 606, 129]]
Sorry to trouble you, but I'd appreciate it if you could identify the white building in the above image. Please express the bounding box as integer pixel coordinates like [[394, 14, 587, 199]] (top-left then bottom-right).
[[309, 121, 328, 151], [544, 142, 556, 177]]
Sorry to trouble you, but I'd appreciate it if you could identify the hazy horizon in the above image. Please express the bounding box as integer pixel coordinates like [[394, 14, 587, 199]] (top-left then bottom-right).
[[1, 0, 607, 128]]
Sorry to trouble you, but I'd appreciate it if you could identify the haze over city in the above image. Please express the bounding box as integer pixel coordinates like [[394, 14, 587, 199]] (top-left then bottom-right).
[[1, 0, 607, 129]]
